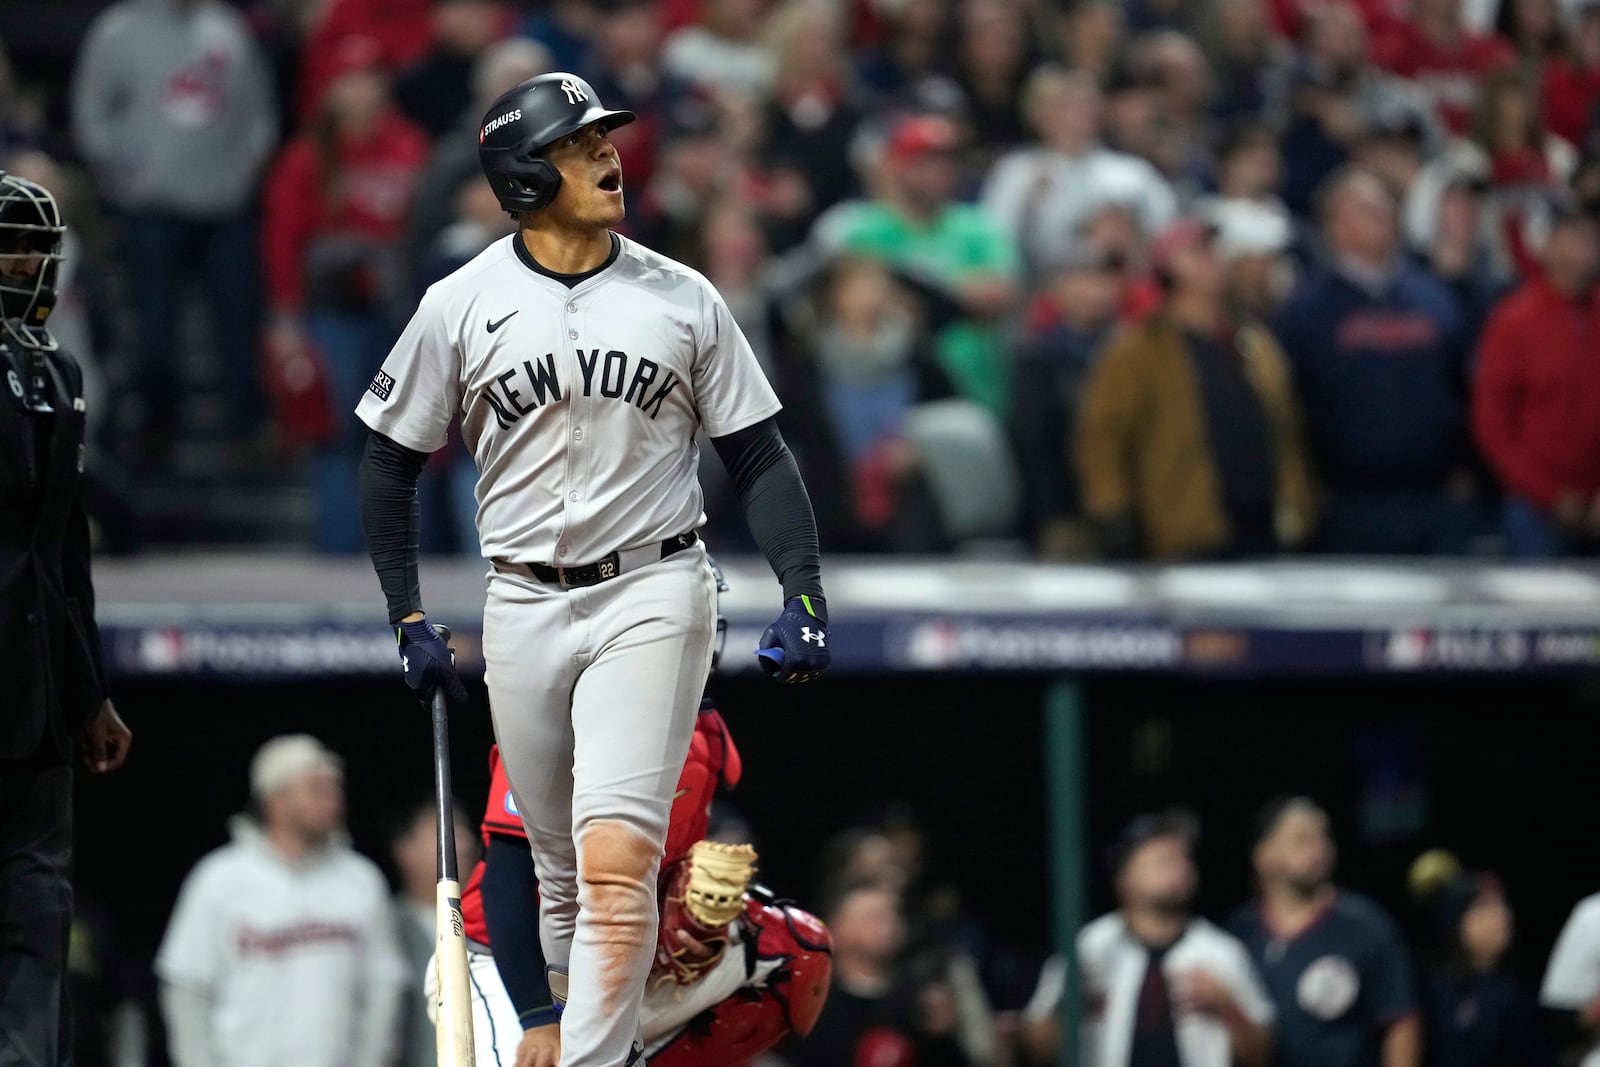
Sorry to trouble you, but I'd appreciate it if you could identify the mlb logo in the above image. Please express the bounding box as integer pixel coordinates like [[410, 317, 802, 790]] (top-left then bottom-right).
[[368, 370, 395, 402]]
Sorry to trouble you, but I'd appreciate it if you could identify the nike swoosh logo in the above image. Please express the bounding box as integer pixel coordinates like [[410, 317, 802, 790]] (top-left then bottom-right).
[[487, 311, 519, 333]]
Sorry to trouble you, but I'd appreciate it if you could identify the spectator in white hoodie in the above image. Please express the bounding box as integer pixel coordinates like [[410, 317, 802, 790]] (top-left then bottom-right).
[[156, 734, 406, 1067]]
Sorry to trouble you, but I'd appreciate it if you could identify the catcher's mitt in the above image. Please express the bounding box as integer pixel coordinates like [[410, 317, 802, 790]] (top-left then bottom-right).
[[654, 840, 759, 985]]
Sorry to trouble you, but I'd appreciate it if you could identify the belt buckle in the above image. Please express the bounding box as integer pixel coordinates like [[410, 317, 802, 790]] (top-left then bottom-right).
[[558, 566, 577, 588]]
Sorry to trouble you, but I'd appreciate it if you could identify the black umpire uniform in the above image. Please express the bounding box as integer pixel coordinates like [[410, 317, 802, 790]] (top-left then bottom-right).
[[0, 171, 120, 1064]]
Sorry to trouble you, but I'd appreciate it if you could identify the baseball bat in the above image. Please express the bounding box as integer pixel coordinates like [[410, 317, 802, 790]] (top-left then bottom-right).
[[429, 626, 475, 1067]]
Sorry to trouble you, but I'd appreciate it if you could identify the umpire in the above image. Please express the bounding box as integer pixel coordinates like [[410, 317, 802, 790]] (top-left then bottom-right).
[[0, 169, 130, 1062]]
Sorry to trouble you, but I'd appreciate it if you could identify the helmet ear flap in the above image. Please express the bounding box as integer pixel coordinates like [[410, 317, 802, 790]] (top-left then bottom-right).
[[488, 153, 563, 213]]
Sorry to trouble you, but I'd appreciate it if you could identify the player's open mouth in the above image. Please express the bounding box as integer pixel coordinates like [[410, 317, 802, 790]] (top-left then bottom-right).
[[598, 169, 622, 193]]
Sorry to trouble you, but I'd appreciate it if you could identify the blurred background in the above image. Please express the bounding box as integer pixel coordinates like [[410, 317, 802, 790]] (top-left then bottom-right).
[[10, 0, 1600, 1062]]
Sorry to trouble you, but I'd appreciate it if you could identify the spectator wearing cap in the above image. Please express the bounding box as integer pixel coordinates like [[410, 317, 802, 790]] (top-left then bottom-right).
[[260, 36, 430, 553], [1272, 167, 1476, 554], [1473, 208, 1600, 556], [817, 114, 1019, 421], [1012, 243, 1123, 558], [1078, 218, 1316, 560], [392, 0, 512, 140], [981, 66, 1177, 286], [1030, 810, 1274, 1067], [1211, 200, 1299, 318], [1227, 798, 1420, 1067], [71, 0, 279, 468], [1370, 0, 1517, 134], [155, 735, 406, 1067], [1407, 851, 1554, 1067]]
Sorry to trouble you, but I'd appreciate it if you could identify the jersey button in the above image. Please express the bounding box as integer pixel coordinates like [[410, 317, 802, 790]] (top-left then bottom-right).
[[567, 303, 577, 313], [573, 428, 583, 440], [557, 546, 569, 558], [568, 329, 578, 339], [569, 491, 580, 502]]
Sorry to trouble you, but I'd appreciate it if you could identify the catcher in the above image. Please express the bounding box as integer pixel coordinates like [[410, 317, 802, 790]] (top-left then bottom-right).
[[426, 564, 832, 1067]]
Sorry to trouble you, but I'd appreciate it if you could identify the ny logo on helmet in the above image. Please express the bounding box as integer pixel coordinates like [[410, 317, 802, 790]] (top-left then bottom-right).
[[560, 79, 587, 105]]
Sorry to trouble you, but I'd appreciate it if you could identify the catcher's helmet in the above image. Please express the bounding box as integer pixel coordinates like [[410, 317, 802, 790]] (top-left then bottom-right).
[[478, 72, 635, 214], [0, 171, 64, 354]]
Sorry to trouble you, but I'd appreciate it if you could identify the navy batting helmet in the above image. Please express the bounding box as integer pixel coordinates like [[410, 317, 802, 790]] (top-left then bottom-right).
[[478, 72, 635, 214]]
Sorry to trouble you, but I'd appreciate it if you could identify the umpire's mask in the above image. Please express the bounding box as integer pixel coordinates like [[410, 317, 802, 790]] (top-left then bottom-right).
[[0, 172, 64, 354]]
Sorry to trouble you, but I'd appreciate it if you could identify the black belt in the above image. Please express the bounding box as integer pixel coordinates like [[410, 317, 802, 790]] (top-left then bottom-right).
[[503, 531, 699, 588]]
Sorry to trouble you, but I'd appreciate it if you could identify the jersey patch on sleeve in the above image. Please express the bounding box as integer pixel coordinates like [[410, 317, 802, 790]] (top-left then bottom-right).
[[367, 369, 396, 402]]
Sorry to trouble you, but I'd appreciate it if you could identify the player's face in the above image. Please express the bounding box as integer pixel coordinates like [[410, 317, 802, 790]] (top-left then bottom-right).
[[543, 120, 626, 229]]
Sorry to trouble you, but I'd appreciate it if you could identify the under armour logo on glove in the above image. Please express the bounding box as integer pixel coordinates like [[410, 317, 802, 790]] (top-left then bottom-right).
[[398, 616, 469, 706], [757, 596, 831, 683]]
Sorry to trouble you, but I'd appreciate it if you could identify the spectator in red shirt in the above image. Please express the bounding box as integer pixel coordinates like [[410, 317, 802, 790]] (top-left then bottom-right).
[[1542, 1, 1600, 145], [1473, 208, 1600, 556], [261, 36, 430, 552], [1372, 0, 1516, 132]]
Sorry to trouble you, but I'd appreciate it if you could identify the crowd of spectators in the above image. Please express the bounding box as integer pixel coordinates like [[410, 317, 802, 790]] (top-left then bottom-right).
[[10, 0, 1600, 559]]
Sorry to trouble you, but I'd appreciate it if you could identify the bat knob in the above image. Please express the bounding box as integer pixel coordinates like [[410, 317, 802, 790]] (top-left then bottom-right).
[[433, 623, 452, 643]]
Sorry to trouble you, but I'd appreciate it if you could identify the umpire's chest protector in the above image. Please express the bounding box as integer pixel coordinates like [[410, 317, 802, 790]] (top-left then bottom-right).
[[356, 234, 781, 563]]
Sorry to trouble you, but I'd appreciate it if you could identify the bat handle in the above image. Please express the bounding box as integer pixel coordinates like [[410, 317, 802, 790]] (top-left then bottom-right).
[[431, 688, 459, 883]]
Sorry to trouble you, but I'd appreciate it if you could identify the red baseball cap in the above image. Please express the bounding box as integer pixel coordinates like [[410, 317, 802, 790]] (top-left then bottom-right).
[[1147, 217, 1217, 276], [885, 115, 960, 162], [327, 35, 385, 80]]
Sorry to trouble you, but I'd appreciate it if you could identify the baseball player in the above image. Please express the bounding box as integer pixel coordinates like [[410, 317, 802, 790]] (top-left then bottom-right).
[[424, 559, 831, 1067], [357, 71, 831, 1067]]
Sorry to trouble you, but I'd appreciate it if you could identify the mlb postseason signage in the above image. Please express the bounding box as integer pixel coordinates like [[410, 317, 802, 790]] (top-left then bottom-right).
[[91, 556, 1600, 680]]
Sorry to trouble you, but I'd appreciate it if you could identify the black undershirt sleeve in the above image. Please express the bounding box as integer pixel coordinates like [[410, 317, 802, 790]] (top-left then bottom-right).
[[480, 834, 556, 1029], [358, 430, 427, 624], [710, 416, 824, 606]]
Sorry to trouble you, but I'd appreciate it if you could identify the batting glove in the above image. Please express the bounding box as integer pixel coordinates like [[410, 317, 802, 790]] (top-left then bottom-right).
[[397, 616, 469, 706], [756, 595, 830, 683]]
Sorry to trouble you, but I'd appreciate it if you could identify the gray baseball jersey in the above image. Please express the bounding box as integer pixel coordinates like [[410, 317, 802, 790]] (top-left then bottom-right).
[[355, 233, 780, 562]]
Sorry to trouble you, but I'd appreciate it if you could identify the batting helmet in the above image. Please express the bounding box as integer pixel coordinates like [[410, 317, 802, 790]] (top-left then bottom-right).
[[0, 171, 64, 354], [478, 72, 635, 214]]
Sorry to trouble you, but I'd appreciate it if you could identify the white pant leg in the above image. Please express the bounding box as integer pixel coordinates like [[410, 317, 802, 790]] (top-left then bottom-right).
[[563, 550, 717, 1067], [422, 952, 523, 1067], [482, 572, 583, 975]]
